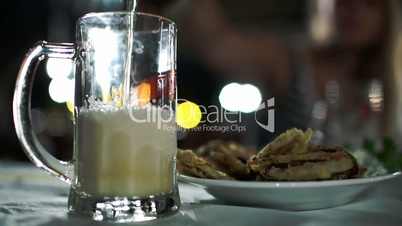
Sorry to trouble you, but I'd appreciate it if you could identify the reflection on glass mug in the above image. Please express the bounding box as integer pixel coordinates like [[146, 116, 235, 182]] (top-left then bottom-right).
[[13, 12, 179, 222]]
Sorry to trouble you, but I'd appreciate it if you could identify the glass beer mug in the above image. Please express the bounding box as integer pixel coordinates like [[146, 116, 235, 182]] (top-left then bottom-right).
[[13, 12, 179, 222]]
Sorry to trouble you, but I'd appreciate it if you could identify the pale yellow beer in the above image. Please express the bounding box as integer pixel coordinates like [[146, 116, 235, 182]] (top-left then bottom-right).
[[76, 107, 177, 197]]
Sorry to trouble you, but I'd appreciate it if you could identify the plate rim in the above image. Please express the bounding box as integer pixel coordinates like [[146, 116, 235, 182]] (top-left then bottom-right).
[[179, 171, 401, 189]]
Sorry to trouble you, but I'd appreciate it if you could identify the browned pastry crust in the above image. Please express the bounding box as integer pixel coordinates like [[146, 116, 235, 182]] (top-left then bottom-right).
[[248, 128, 313, 173], [176, 149, 233, 180], [178, 128, 360, 182], [249, 144, 359, 181], [196, 140, 257, 180]]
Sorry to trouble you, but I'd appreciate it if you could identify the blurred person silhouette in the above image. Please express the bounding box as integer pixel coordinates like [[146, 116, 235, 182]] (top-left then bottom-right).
[[163, 0, 402, 148]]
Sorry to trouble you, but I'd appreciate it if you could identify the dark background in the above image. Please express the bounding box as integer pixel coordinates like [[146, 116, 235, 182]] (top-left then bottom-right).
[[0, 0, 307, 161]]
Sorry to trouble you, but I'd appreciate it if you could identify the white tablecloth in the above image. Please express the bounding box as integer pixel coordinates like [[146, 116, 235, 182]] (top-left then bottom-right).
[[1, 162, 402, 226]]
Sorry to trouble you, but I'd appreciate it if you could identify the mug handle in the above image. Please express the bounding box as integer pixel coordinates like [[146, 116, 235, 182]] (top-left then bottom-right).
[[13, 41, 76, 184]]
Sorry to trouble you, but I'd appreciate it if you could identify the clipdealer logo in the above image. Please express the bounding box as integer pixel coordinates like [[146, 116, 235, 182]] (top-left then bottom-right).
[[176, 98, 246, 133], [254, 97, 275, 133], [126, 97, 275, 133], [175, 97, 275, 133]]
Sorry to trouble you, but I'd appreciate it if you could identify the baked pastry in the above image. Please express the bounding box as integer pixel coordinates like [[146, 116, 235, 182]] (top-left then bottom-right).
[[196, 140, 257, 180], [176, 149, 233, 180], [248, 129, 359, 181]]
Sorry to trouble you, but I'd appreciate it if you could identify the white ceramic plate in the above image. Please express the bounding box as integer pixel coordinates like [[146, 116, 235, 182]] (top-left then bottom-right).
[[179, 171, 401, 210]]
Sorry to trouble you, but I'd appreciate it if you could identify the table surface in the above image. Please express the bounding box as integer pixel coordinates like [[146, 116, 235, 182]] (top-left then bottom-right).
[[0, 162, 402, 226]]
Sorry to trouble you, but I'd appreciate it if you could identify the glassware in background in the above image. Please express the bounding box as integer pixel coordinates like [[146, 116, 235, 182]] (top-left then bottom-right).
[[308, 0, 337, 46], [306, 0, 402, 171]]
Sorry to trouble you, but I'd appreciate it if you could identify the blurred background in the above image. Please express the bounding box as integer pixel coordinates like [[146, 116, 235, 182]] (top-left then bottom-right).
[[2, 0, 402, 163]]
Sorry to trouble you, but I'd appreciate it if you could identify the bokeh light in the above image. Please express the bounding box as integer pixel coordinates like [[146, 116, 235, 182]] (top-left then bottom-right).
[[219, 82, 262, 113], [46, 58, 74, 105], [46, 58, 74, 79], [66, 100, 74, 114], [48, 77, 75, 103], [176, 101, 202, 129], [137, 82, 151, 107]]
